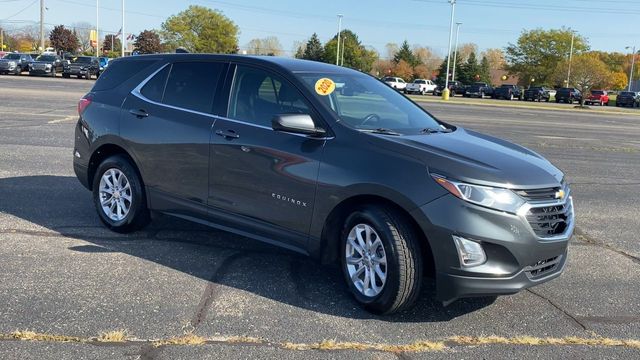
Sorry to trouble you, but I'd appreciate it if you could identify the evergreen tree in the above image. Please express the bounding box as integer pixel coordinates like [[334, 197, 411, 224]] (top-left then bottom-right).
[[393, 40, 419, 67], [459, 51, 480, 84], [302, 33, 324, 61], [479, 55, 491, 84]]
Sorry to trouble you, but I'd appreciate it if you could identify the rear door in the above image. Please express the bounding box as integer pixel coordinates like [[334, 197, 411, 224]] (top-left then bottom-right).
[[208, 64, 326, 249], [121, 60, 228, 216]]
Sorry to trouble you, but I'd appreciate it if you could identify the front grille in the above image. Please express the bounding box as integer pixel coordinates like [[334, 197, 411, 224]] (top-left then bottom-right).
[[514, 187, 561, 202], [525, 201, 573, 238], [525, 255, 562, 279]]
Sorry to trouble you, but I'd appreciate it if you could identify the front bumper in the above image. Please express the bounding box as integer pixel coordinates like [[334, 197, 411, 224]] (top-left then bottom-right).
[[30, 68, 54, 75], [411, 193, 573, 304]]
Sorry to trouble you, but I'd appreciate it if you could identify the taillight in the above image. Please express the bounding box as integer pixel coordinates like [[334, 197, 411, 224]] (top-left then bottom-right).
[[78, 94, 93, 116]]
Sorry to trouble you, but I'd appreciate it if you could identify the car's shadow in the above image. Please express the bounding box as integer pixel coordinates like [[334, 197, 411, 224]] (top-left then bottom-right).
[[0, 175, 495, 323]]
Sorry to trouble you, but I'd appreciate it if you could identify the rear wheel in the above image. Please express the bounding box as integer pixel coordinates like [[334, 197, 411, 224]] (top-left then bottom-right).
[[341, 205, 423, 314], [93, 155, 150, 233]]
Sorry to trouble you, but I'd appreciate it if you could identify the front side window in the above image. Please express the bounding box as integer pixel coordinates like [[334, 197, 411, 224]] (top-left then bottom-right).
[[162, 62, 224, 114], [297, 72, 442, 134], [228, 65, 310, 127]]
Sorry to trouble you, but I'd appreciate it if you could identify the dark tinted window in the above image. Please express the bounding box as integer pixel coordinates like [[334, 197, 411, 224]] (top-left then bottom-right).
[[4, 54, 21, 60], [591, 90, 604, 95], [140, 65, 169, 102], [162, 62, 224, 114], [620, 92, 635, 96], [72, 57, 93, 63], [93, 60, 156, 91], [229, 65, 310, 127], [36, 55, 57, 61]]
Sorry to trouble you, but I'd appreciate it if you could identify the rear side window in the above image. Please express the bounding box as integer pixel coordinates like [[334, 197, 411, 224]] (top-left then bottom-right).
[[140, 65, 170, 102], [93, 60, 156, 91], [162, 62, 224, 114]]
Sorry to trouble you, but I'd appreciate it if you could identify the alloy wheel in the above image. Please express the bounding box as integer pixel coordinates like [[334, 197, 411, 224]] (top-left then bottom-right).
[[345, 224, 388, 297], [98, 168, 132, 221]]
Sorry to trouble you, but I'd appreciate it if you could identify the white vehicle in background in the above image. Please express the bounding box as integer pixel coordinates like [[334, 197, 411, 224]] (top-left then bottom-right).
[[382, 76, 407, 91], [405, 79, 437, 95]]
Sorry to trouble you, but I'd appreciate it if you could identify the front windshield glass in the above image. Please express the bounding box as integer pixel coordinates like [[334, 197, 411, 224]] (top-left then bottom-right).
[[3, 54, 21, 60], [36, 55, 56, 61], [620, 91, 635, 96], [72, 57, 92, 63], [591, 90, 604, 95], [296, 72, 443, 134], [414, 80, 426, 84]]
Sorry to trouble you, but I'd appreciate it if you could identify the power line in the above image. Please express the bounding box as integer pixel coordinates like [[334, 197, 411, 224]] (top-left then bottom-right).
[[2, 0, 38, 21]]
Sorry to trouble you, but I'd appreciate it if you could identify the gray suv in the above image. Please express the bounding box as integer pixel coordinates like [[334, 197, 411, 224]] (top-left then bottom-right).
[[73, 55, 574, 314]]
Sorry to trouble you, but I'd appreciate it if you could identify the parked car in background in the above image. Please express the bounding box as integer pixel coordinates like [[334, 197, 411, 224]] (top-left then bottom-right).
[[29, 54, 64, 77], [381, 76, 407, 91], [405, 79, 436, 95], [523, 87, 551, 102], [0, 53, 34, 75], [464, 82, 493, 98], [433, 80, 465, 96], [584, 90, 609, 106], [615, 91, 640, 107], [493, 84, 523, 100], [63, 56, 100, 79], [555, 88, 582, 104]]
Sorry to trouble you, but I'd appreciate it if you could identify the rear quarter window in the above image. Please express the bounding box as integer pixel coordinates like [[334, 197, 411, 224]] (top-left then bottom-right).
[[92, 59, 156, 91]]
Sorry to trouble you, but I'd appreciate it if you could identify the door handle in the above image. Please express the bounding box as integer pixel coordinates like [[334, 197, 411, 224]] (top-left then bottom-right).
[[129, 109, 149, 118], [215, 129, 240, 139]]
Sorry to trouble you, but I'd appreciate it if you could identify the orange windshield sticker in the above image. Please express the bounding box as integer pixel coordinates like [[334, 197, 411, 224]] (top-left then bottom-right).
[[315, 78, 336, 96]]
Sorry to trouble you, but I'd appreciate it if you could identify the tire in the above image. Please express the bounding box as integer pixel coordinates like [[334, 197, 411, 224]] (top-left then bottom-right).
[[85, 71, 92, 80], [340, 205, 423, 315], [92, 155, 150, 233]]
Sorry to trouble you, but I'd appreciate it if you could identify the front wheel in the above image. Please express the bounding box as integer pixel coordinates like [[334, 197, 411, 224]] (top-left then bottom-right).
[[341, 206, 423, 314], [93, 155, 150, 233]]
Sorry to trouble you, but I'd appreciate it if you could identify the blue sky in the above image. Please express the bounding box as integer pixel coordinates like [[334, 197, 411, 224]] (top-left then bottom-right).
[[2, 0, 639, 57]]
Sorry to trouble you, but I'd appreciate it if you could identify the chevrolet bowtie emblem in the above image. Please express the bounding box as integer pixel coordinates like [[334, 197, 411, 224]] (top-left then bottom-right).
[[555, 189, 565, 199]]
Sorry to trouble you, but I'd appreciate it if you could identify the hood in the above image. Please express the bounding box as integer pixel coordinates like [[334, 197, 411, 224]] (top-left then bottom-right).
[[377, 127, 563, 189]]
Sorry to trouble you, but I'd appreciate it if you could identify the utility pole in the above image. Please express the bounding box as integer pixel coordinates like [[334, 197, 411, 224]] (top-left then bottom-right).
[[341, 36, 345, 66], [336, 14, 343, 65], [96, 0, 99, 57], [1, 29, 4, 52], [121, 0, 125, 57], [451, 22, 462, 82], [627, 46, 636, 91], [566, 31, 575, 86], [443, 0, 456, 99], [40, 0, 45, 52]]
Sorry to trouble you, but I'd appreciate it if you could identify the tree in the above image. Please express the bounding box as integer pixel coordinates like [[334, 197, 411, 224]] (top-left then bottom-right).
[[161, 5, 239, 54], [479, 55, 491, 84], [506, 28, 589, 86], [481, 48, 506, 70], [323, 29, 377, 72], [71, 22, 93, 53], [437, 56, 462, 83], [293, 41, 305, 59], [393, 60, 413, 80], [371, 59, 394, 77], [102, 35, 122, 52], [302, 33, 324, 61], [393, 40, 419, 67], [413, 64, 431, 80], [608, 71, 628, 90], [49, 25, 79, 53], [458, 51, 480, 84], [385, 43, 399, 60], [552, 53, 609, 106], [245, 36, 283, 56], [456, 43, 479, 64], [133, 30, 162, 54]]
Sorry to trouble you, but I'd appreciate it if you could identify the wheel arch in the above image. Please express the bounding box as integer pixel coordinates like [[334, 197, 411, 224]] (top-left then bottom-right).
[[318, 194, 436, 277], [87, 143, 144, 192]]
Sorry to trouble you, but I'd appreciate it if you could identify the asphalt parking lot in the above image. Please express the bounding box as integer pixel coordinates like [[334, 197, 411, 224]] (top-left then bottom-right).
[[1, 75, 639, 359]]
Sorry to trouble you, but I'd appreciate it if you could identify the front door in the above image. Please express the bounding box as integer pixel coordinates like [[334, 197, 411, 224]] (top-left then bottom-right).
[[209, 65, 326, 249]]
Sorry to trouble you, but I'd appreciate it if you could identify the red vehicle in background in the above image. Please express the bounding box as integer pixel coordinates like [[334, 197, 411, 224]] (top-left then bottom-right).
[[585, 90, 609, 106]]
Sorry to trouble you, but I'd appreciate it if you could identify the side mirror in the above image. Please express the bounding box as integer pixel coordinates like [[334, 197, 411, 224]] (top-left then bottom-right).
[[272, 114, 326, 136]]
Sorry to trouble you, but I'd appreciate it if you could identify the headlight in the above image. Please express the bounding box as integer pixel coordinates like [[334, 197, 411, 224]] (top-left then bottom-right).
[[45, 64, 52, 68], [431, 174, 525, 213], [8, 61, 16, 66]]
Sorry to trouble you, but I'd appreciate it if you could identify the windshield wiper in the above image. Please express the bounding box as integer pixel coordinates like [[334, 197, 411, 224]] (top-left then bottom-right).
[[359, 128, 402, 136], [420, 127, 452, 134]]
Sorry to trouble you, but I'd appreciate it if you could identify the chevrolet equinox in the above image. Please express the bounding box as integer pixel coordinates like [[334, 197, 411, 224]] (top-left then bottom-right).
[[73, 55, 574, 314]]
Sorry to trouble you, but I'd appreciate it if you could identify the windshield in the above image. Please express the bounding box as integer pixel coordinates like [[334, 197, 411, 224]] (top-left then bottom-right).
[[414, 80, 426, 84], [3, 54, 21, 60], [36, 55, 56, 62], [297, 72, 443, 134], [620, 91, 635, 96], [590, 91, 604, 95], [72, 57, 92, 63]]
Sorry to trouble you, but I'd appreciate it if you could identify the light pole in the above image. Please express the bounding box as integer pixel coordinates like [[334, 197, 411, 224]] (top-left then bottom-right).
[[451, 22, 462, 82], [566, 31, 575, 86], [626, 46, 636, 91], [121, 0, 125, 57], [336, 14, 343, 65], [96, 0, 99, 57], [39, 0, 45, 52], [443, 0, 456, 99]]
